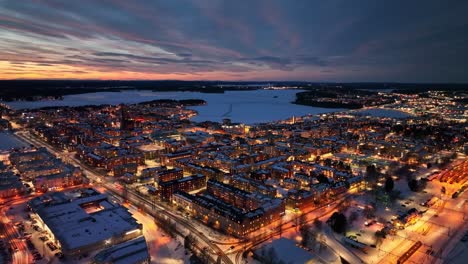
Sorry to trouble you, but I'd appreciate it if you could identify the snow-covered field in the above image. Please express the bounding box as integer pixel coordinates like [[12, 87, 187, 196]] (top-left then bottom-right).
[[0, 132, 28, 150], [2, 90, 343, 124]]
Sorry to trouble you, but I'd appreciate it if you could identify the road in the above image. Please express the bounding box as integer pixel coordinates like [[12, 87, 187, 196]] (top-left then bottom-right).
[[1, 205, 31, 264], [322, 226, 365, 264], [15, 130, 234, 264], [231, 194, 358, 264]]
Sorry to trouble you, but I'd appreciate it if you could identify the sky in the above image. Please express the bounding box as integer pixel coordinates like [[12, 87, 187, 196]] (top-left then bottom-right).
[[0, 0, 467, 82]]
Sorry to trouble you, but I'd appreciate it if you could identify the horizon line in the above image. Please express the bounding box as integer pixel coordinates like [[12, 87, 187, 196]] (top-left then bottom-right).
[[1, 79, 467, 85]]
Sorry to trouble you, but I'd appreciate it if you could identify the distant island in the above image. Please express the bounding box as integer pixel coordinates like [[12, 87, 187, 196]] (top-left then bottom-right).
[[293, 84, 467, 109], [293, 87, 394, 109]]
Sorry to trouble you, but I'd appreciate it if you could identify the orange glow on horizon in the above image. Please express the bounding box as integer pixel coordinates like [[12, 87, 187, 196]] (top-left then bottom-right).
[[0, 61, 331, 81]]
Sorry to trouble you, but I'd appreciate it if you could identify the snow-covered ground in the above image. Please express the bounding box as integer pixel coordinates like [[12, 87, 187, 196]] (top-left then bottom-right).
[[255, 237, 318, 263], [339, 169, 467, 264], [2, 90, 343, 124], [127, 208, 191, 264], [0, 132, 28, 150]]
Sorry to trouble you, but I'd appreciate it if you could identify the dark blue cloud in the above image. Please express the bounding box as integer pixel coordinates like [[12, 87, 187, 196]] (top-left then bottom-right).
[[0, 0, 467, 81]]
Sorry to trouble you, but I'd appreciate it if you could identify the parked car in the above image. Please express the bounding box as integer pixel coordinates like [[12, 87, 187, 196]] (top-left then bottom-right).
[[46, 241, 57, 251]]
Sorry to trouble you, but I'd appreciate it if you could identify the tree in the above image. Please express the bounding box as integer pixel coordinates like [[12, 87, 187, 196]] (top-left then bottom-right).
[[328, 212, 347, 234], [408, 179, 418, 192], [199, 247, 211, 264], [366, 164, 379, 186], [313, 219, 323, 230], [184, 234, 195, 250], [337, 161, 345, 170], [299, 224, 310, 247], [316, 173, 329, 184], [366, 164, 377, 178], [374, 230, 385, 247], [298, 213, 307, 228], [384, 177, 394, 193]]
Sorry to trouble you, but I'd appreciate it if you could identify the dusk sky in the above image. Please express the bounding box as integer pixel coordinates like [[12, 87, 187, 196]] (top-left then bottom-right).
[[1, 0, 467, 82]]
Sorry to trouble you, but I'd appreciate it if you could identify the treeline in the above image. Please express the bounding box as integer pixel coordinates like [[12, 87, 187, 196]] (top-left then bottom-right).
[[294, 99, 363, 109], [294, 91, 364, 109], [137, 99, 206, 106], [2, 80, 466, 101], [0, 87, 122, 101], [0, 80, 265, 101]]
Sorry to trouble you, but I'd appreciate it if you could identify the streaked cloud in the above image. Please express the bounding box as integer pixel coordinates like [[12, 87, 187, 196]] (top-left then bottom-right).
[[0, 0, 467, 81]]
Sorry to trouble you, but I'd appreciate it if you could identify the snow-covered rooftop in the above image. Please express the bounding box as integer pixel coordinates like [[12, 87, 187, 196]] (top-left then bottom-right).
[[30, 188, 142, 253]]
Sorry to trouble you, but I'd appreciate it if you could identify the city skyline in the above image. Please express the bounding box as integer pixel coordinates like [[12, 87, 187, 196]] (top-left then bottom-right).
[[1, 0, 468, 82], [1, 2, 467, 262]]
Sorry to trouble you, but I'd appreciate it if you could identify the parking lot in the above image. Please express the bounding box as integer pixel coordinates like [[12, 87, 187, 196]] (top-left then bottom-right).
[[4, 200, 65, 264]]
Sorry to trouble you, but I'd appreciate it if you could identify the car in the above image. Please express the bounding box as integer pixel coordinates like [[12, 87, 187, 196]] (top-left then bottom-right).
[[401, 204, 406, 207], [39, 236, 49, 242], [426, 249, 435, 255], [46, 241, 57, 251]]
